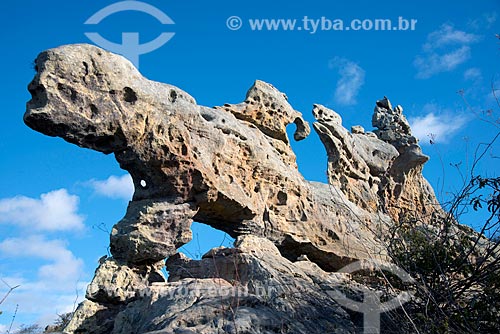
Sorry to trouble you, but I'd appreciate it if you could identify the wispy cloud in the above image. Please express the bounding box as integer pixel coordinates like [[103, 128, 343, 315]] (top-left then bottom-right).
[[88, 174, 134, 201], [415, 46, 471, 79], [468, 12, 498, 30], [463, 67, 482, 82], [0, 189, 84, 231], [414, 24, 480, 79], [329, 57, 365, 106], [423, 24, 480, 50], [409, 104, 467, 144]]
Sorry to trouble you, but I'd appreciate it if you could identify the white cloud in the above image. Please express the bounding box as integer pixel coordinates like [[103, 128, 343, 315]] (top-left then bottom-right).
[[0, 236, 83, 286], [0, 189, 84, 231], [415, 24, 480, 79], [0, 236, 86, 328], [409, 104, 467, 144], [89, 174, 134, 200], [329, 57, 365, 106]]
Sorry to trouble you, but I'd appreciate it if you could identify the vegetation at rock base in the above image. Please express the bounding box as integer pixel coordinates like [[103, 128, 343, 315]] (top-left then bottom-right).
[[13, 324, 43, 334], [382, 89, 500, 333]]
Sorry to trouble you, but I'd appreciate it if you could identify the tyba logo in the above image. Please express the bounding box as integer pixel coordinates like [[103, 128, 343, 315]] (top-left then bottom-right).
[[85, 1, 175, 68], [328, 260, 414, 334]]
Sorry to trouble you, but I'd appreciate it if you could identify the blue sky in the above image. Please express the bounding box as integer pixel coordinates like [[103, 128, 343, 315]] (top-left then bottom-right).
[[0, 0, 499, 330]]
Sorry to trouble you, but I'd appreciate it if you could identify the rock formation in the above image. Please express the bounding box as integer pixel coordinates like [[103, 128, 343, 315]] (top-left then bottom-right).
[[25, 44, 445, 334]]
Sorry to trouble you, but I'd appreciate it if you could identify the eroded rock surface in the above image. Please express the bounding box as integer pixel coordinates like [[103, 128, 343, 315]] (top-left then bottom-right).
[[24, 44, 442, 334]]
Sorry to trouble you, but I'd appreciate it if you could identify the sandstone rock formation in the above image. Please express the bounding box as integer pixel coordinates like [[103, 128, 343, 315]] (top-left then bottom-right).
[[25, 44, 444, 334]]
